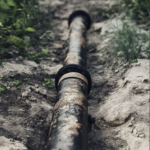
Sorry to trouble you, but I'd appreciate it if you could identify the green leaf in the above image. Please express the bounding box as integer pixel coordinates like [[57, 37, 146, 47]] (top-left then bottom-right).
[[0, 22, 3, 27], [13, 80, 20, 86], [132, 59, 138, 63], [117, 60, 122, 65], [0, 36, 3, 38], [0, 0, 10, 10], [6, 0, 16, 6], [48, 84, 53, 88], [44, 78, 49, 82], [0, 84, 5, 92], [0, 78, 3, 80], [26, 27, 35, 32], [0, 12, 9, 19], [23, 36, 30, 47], [42, 48, 49, 54], [7, 35, 24, 48], [24, 78, 30, 81]]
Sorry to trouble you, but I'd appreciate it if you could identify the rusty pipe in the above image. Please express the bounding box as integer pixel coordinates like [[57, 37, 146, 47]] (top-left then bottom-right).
[[46, 10, 92, 150]]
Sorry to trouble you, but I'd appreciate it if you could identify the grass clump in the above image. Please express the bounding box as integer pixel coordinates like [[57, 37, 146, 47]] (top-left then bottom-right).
[[0, 0, 54, 66], [122, 0, 150, 29], [108, 22, 149, 62], [43, 78, 54, 89]]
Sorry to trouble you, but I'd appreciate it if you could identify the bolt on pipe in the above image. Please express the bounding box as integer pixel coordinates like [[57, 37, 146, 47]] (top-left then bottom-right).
[[46, 10, 92, 150]]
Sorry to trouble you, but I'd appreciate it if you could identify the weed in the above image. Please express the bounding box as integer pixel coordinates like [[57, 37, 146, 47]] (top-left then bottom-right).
[[24, 78, 31, 81], [117, 60, 121, 65], [13, 80, 21, 87], [0, 0, 53, 66], [7, 81, 13, 86], [0, 78, 2, 80], [108, 21, 149, 62], [122, 76, 125, 80], [9, 148, 13, 150], [132, 59, 138, 63], [122, 0, 150, 29], [43, 78, 53, 88], [0, 84, 5, 91]]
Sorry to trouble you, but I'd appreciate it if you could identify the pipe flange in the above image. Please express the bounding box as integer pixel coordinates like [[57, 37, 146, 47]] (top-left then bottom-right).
[[68, 10, 92, 30], [55, 64, 92, 94]]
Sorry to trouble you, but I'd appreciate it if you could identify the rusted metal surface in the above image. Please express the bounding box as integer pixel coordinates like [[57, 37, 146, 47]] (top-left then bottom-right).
[[47, 78, 88, 150], [64, 16, 87, 67], [46, 10, 92, 150], [58, 72, 88, 86]]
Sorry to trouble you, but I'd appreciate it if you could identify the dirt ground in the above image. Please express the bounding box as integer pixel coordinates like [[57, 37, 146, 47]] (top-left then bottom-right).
[[0, 0, 149, 150]]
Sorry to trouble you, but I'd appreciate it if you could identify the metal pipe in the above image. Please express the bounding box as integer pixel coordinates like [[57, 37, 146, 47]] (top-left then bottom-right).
[[46, 10, 92, 150]]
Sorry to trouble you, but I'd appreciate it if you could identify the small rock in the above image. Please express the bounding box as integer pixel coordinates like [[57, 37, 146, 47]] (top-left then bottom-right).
[[22, 89, 31, 97], [117, 51, 123, 57], [59, 31, 69, 41], [36, 87, 47, 96], [7, 87, 10, 90], [35, 84, 39, 88], [89, 48, 96, 53], [52, 43, 62, 49], [18, 56, 23, 61], [51, 58, 59, 63], [123, 62, 129, 67], [15, 58, 19, 61], [93, 22, 105, 31], [139, 134, 145, 138], [128, 122, 133, 127], [98, 70, 104, 74], [11, 61, 16, 64], [131, 117, 134, 121], [115, 70, 119, 73], [142, 78, 149, 83], [133, 128, 137, 136]]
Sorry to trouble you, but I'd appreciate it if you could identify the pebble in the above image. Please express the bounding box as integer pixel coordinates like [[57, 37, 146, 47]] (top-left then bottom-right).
[[131, 117, 134, 121], [89, 48, 96, 53], [123, 63, 129, 67], [51, 58, 59, 63], [128, 122, 133, 127], [139, 134, 145, 138], [22, 89, 31, 97], [35, 84, 39, 88], [98, 70, 104, 74], [115, 70, 119, 73], [117, 51, 123, 57], [18, 56, 23, 60]]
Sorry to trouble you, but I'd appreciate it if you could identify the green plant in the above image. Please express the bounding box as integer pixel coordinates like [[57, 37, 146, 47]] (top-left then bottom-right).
[[132, 59, 138, 63], [0, 0, 53, 66], [122, 0, 150, 29], [0, 84, 5, 91], [122, 76, 125, 80], [24, 78, 30, 81], [7, 81, 13, 86], [117, 60, 121, 65], [43, 78, 53, 88], [0, 78, 2, 80], [108, 22, 149, 62], [99, 5, 120, 19], [9, 148, 13, 150]]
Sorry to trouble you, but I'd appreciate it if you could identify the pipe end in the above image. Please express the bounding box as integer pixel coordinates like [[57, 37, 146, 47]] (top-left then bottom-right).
[[68, 10, 92, 30]]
